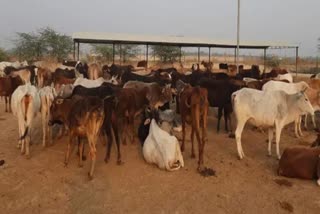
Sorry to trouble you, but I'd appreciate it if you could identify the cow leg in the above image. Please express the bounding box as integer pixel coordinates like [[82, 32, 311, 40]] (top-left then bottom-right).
[[65, 135, 74, 166], [78, 139, 84, 167], [104, 126, 113, 163], [112, 118, 122, 164], [42, 110, 46, 147], [294, 117, 301, 138], [181, 119, 186, 152], [217, 107, 223, 132], [268, 128, 274, 156], [298, 116, 303, 137], [235, 121, 246, 159], [4, 96, 8, 112], [88, 136, 97, 180], [121, 119, 127, 145], [200, 107, 208, 169], [304, 114, 308, 129], [25, 135, 30, 159], [190, 128, 195, 158], [312, 114, 317, 129], [275, 124, 283, 160], [223, 107, 229, 132], [129, 115, 135, 144], [9, 95, 12, 112], [317, 156, 320, 186]]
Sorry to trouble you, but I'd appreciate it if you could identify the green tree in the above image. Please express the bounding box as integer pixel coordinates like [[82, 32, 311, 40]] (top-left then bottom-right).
[[13, 27, 72, 61], [0, 48, 9, 61], [151, 45, 181, 62], [117, 44, 139, 63], [92, 44, 113, 62]]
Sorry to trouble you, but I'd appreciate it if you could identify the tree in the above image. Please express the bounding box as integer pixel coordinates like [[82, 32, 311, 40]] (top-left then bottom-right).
[[13, 27, 72, 61], [92, 44, 113, 62], [0, 48, 9, 61], [151, 46, 181, 62], [117, 44, 139, 63]]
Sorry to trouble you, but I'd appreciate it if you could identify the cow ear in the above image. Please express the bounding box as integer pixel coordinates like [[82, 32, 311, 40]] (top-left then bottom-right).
[[144, 118, 151, 125], [56, 99, 64, 105]]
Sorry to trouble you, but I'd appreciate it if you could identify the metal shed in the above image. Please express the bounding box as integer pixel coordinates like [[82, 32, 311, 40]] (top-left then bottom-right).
[[72, 32, 299, 73]]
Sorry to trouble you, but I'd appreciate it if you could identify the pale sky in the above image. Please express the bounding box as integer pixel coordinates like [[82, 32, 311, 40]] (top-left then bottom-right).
[[0, 0, 319, 56]]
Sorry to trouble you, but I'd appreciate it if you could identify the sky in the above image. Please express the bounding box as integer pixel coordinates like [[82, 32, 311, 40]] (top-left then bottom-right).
[[0, 0, 319, 56]]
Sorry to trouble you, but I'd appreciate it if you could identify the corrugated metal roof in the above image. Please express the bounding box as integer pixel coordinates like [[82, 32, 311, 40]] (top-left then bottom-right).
[[72, 32, 298, 49]]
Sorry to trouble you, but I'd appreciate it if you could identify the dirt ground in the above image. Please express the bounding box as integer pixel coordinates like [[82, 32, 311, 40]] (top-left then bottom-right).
[[0, 99, 320, 214]]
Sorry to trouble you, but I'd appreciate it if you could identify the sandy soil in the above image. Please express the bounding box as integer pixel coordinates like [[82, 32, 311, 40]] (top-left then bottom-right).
[[0, 99, 320, 214]]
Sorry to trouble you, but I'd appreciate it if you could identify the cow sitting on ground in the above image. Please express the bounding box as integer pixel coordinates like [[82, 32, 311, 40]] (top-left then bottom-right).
[[232, 88, 314, 160], [142, 118, 184, 171], [278, 146, 320, 186], [11, 83, 40, 158]]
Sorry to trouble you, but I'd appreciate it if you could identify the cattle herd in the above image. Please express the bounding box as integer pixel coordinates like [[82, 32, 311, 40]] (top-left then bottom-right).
[[0, 59, 320, 185]]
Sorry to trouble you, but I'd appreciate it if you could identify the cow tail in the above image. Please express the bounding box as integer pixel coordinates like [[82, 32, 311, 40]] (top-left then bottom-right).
[[19, 127, 29, 140]]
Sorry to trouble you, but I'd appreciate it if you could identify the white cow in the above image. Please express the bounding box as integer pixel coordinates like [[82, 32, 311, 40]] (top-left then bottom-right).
[[39, 86, 56, 147], [262, 80, 319, 137], [73, 76, 118, 88], [275, 73, 293, 83], [143, 119, 184, 171], [11, 83, 40, 158], [0, 61, 28, 76], [232, 88, 314, 160]]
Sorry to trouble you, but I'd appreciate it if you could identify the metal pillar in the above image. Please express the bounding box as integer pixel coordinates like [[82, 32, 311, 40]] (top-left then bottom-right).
[[234, 48, 237, 63], [146, 44, 149, 68], [119, 44, 122, 65], [73, 41, 76, 60], [198, 47, 200, 63], [179, 46, 182, 63], [112, 43, 115, 64], [209, 47, 211, 63], [77, 42, 80, 61], [264, 48, 267, 73], [295, 47, 299, 76], [236, 0, 240, 73]]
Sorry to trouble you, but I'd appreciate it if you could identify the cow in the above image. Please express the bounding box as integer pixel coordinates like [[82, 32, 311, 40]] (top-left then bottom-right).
[[105, 64, 134, 78], [88, 63, 102, 80], [65, 96, 105, 179], [39, 86, 56, 147], [4, 65, 38, 85], [73, 77, 118, 88], [0, 61, 28, 76], [201, 60, 213, 72], [261, 68, 288, 79], [62, 60, 89, 78], [197, 78, 242, 133], [11, 83, 40, 158], [0, 76, 23, 112], [219, 63, 228, 70], [262, 80, 312, 137], [143, 119, 184, 171], [179, 82, 209, 171], [123, 81, 173, 109], [37, 67, 53, 88], [137, 60, 147, 68], [232, 88, 314, 160], [120, 70, 171, 86], [278, 146, 320, 186]]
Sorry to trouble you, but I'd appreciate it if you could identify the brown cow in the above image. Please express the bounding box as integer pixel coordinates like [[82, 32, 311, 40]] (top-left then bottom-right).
[[179, 82, 209, 171], [137, 60, 147, 68], [278, 146, 320, 186], [201, 60, 213, 72], [0, 76, 23, 112], [88, 63, 102, 80], [37, 67, 53, 88], [50, 96, 105, 179]]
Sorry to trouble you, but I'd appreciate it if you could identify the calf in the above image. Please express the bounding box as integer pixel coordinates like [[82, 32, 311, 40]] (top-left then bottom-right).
[[11, 84, 40, 158], [179, 84, 209, 171], [278, 146, 320, 186], [232, 88, 314, 159]]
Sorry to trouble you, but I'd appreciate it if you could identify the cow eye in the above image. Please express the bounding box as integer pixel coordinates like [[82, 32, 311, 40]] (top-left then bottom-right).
[[305, 98, 308, 101]]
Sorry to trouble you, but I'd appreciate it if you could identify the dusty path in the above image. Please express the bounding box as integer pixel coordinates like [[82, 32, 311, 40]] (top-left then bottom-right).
[[0, 105, 319, 214]]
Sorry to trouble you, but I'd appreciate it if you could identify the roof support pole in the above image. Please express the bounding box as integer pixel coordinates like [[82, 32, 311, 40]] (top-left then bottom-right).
[[295, 47, 299, 76], [209, 47, 211, 63], [234, 48, 236, 63], [77, 42, 80, 61], [119, 44, 122, 65], [264, 48, 267, 73], [236, 0, 240, 73], [179, 46, 182, 63], [146, 44, 149, 69], [73, 41, 76, 60], [112, 43, 115, 64], [198, 47, 200, 64]]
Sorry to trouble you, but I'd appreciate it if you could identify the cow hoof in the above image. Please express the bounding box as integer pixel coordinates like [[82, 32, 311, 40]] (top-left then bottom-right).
[[88, 173, 93, 180], [191, 154, 196, 159], [277, 156, 281, 160], [64, 162, 68, 167], [181, 146, 185, 152], [82, 156, 87, 161], [21, 151, 25, 155], [228, 133, 235, 139], [78, 164, 83, 168], [104, 158, 109, 164], [26, 155, 30, 159], [117, 160, 123, 165], [0, 160, 5, 166]]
